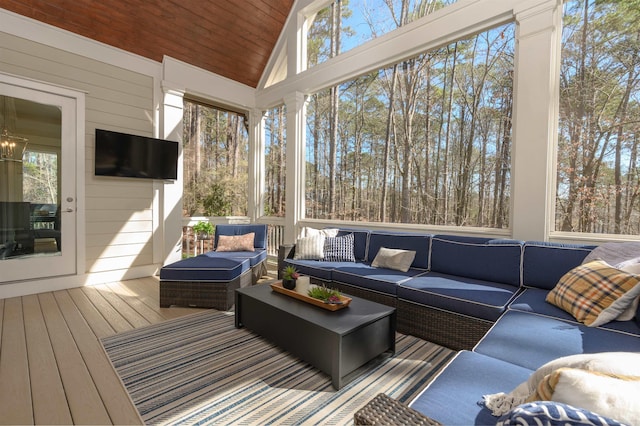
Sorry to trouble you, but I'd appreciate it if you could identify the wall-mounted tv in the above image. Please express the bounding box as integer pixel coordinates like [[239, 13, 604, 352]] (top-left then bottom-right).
[[94, 129, 178, 180]]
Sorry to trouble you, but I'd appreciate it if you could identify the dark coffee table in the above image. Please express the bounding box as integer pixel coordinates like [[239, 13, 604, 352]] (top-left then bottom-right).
[[235, 282, 396, 389]]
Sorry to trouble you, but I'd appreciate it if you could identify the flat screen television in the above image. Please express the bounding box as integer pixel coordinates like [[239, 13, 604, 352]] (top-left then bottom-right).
[[94, 129, 178, 180]]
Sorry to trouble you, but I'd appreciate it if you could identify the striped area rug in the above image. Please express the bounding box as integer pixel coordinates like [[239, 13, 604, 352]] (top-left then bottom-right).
[[101, 310, 454, 425]]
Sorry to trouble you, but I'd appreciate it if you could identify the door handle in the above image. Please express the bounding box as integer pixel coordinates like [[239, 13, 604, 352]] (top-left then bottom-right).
[[64, 208, 73, 213]]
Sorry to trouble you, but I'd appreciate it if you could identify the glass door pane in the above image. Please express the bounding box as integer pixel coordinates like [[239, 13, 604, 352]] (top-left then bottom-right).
[[0, 77, 77, 283], [0, 96, 61, 260]]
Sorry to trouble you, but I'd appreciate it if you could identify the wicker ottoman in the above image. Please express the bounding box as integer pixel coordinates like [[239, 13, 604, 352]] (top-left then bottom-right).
[[354, 393, 441, 426], [159, 256, 251, 310]]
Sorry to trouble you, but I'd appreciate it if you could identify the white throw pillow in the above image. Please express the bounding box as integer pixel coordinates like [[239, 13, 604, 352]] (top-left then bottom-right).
[[532, 368, 640, 425], [617, 259, 640, 321], [483, 352, 640, 416], [293, 234, 326, 260], [527, 352, 640, 392], [302, 227, 339, 238], [582, 242, 640, 266], [371, 247, 416, 272]]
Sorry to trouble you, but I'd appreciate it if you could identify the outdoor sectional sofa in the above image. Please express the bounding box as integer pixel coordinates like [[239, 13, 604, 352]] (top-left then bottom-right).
[[159, 224, 267, 310], [279, 229, 528, 350], [279, 229, 640, 424]]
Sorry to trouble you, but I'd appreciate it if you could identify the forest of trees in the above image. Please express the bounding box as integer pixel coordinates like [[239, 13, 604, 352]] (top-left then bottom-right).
[[300, 0, 640, 234], [305, 0, 514, 227], [182, 100, 249, 217], [187, 0, 640, 236], [264, 105, 287, 217], [556, 0, 640, 234]]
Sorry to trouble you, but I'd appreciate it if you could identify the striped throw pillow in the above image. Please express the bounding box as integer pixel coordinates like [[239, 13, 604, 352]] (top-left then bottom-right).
[[323, 233, 355, 262], [546, 260, 640, 327], [497, 401, 626, 426], [293, 234, 326, 260]]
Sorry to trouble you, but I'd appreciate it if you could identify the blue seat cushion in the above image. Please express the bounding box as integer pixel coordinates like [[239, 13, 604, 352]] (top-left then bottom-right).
[[522, 242, 594, 290], [214, 224, 268, 250], [202, 248, 267, 267], [430, 236, 522, 286], [282, 258, 336, 282], [474, 310, 640, 370], [367, 231, 431, 269], [409, 350, 532, 425], [398, 272, 520, 321], [509, 288, 577, 321], [160, 256, 249, 282], [510, 287, 640, 336], [332, 263, 426, 296]]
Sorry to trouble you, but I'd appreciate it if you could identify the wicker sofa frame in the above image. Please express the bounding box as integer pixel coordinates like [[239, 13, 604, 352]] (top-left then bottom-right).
[[397, 299, 493, 350]]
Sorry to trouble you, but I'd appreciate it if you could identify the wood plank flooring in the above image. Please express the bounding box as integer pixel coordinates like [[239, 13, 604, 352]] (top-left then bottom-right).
[[0, 276, 207, 425]]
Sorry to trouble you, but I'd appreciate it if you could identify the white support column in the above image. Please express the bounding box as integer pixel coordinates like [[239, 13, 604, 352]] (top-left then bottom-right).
[[248, 108, 265, 222], [283, 92, 306, 244], [510, 0, 562, 241], [160, 81, 185, 265]]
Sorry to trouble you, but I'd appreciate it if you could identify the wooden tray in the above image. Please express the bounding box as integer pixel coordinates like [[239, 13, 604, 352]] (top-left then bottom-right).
[[270, 281, 351, 311]]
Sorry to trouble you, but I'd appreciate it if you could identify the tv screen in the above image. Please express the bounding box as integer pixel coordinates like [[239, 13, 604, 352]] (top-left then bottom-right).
[[94, 129, 178, 180]]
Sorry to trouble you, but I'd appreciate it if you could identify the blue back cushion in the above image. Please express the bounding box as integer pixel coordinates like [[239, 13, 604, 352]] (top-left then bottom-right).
[[522, 242, 594, 290], [430, 235, 522, 286], [367, 231, 431, 269], [337, 229, 370, 261], [214, 224, 268, 250]]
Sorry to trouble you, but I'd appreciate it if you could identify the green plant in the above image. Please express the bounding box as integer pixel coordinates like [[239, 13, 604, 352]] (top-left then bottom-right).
[[307, 285, 342, 303], [192, 221, 214, 236], [282, 265, 299, 280]]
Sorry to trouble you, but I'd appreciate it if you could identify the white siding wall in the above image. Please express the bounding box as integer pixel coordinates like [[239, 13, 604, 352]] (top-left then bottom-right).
[[0, 30, 159, 281]]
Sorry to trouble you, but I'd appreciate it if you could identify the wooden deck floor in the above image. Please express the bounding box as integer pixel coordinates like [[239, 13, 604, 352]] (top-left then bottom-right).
[[0, 276, 208, 425]]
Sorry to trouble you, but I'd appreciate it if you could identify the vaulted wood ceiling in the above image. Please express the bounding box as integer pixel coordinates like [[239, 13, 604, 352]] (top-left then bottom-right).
[[0, 0, 295, 88]]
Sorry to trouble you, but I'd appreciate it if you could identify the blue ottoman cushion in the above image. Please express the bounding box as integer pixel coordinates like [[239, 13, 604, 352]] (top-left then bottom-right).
[[160, 256, 249, 282]]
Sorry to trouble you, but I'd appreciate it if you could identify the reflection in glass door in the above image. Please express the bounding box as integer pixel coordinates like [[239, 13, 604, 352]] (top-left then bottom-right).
[[0, 75, 78, 284], [0, 96, 61, 260]]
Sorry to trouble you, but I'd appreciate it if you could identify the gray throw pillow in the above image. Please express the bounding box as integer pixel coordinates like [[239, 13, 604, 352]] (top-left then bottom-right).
[[371, 247, 416, 272]]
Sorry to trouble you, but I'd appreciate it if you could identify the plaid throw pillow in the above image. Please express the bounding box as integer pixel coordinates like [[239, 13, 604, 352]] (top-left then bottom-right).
[[323, 233, 355, 262], [546, 260, 640, 327]]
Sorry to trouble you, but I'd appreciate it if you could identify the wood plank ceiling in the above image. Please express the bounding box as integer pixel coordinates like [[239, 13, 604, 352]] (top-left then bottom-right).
[[0, 0, 295, 88]]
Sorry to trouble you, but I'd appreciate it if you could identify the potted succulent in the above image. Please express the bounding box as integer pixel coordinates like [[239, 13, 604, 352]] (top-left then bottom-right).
[[281, 265, 299, 290], [307, 285, 343, 304], [192, 221, 214, 239]]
